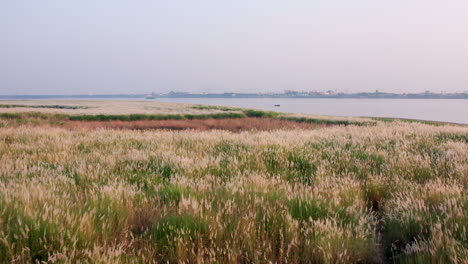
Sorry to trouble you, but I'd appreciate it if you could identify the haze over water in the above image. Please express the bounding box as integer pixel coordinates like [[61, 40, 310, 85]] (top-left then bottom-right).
[[2, 1, 468, 95]]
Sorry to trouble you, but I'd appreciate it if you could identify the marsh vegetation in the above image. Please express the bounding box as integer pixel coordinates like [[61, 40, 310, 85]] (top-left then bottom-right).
[[0, 101, 466, 263]]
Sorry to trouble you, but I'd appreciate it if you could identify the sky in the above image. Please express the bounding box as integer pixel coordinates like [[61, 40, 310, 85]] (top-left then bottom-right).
[[1, 1, 468, 95]]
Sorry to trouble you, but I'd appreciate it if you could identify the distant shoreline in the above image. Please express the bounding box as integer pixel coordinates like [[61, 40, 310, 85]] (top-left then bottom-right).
[[1, 93, 468, 100]]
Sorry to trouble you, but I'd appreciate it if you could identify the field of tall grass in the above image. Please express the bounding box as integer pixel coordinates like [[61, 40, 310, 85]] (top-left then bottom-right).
[[0, 101, 467, 263], [0, 100, 373, 124], [0, 100, 233, 115]]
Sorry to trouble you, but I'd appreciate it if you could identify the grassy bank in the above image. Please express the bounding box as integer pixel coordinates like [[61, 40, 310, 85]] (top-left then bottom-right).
[[280, 115, 375, 126], [0, 109, 372, 127], [0, 111, 247, 122], [0, 104, 87, 110], [0, 122, 467, 263]]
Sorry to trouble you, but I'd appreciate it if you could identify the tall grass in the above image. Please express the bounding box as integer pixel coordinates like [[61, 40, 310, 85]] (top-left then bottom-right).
[[67, 109, 282, 121], [191, 105, 241, 111], [0, 104, 87, 109], [0, 111, 374, 129], [280, 115, 374, 126], [0, 112, 247, 122], [0, 122, 467, 263], [68, 112, 247, 121]]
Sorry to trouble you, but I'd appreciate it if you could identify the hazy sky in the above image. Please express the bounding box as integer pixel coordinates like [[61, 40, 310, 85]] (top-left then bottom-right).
[[1, 1, 468, 95]]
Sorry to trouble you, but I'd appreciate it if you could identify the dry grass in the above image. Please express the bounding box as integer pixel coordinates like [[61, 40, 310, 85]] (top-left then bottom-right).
[[59, 118, 320, 131], [0, 100, 229, 115], [0, 102, 467, 263], [0, 100, 374, 123]]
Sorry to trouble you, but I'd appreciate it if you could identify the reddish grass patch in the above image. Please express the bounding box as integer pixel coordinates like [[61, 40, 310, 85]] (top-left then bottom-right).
[[61, 118, 321, 132]]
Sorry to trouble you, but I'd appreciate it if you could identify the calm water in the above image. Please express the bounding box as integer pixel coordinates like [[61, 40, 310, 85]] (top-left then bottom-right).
[[150, 98, 468, 124]]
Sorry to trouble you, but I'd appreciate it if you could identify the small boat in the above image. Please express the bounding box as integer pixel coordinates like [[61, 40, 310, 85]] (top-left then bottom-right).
[[274, 104, 280, 107]]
